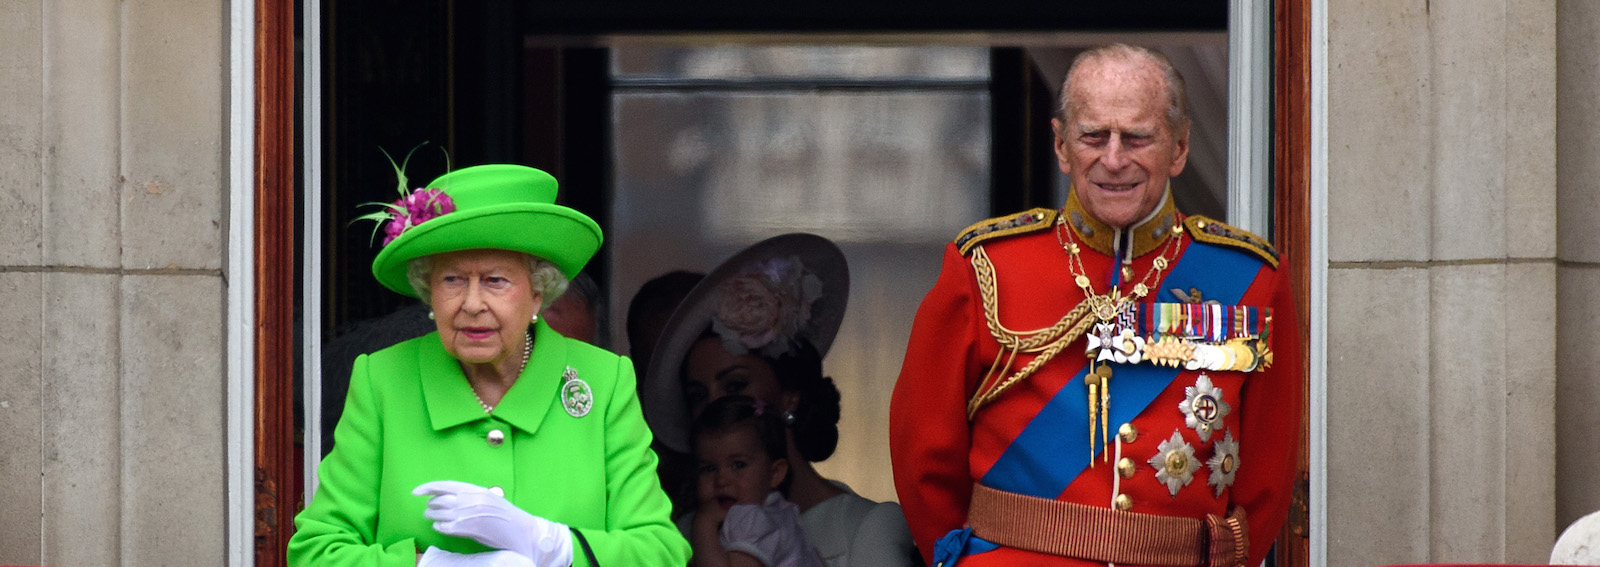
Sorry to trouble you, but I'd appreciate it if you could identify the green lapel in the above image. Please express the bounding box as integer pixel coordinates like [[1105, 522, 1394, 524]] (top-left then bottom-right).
[[495, 322, 566, 434], [418, 322, 566, 434]]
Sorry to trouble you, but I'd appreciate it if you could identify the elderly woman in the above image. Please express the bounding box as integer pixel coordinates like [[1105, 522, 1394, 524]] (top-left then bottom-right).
[[289, 164, 689, 567], [643, 234, 917, 567]]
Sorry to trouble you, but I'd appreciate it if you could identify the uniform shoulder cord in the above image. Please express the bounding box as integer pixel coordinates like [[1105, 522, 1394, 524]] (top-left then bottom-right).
[[965, 245, 1097, 419]]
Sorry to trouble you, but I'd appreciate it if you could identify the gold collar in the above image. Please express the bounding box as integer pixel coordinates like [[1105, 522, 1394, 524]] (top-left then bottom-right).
[[1062, 185, 1179, 259]]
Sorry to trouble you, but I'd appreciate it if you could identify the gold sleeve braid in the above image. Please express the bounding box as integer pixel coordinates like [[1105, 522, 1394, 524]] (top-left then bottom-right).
[[966, 245, 1098, 419]]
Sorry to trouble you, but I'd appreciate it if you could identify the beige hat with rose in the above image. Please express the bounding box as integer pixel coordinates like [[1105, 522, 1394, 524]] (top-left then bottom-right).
[[640, 233, 850, 453]]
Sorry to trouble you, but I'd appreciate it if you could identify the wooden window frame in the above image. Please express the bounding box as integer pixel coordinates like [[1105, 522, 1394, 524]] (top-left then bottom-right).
[[254, 0, 297, 565], [1272, 0, 1313, 565]]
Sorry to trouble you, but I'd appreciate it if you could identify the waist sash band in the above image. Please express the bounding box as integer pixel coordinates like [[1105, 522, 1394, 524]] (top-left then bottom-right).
[[966, 484, 1248, 567]]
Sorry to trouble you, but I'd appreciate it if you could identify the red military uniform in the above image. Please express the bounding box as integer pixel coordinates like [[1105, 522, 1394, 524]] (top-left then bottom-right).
[[890, 189, 1301, 567]]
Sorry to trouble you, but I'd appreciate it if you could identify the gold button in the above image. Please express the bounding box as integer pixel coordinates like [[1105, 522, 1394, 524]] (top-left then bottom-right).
[[486, 429, 505, 447], [489, 486, 505, 497], [1117, 458, 1136, 479], [1118, 423, 1138, 443], [1114, 494, 1132, 511]]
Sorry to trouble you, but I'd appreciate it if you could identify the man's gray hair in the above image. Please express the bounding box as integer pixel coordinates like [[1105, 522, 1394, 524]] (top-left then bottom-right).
[[1057, 43, 1191, 138], [406, 253, 569, 311]]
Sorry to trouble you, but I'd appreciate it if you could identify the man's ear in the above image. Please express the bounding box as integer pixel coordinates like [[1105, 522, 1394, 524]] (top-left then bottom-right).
[[1167, 127, 1190, 177], [769, 457, 789, 490], [1052, 118, 1072, 175]]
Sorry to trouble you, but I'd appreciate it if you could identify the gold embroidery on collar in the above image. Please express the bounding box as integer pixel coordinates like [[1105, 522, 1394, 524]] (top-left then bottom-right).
[[1062, 185, 1179, 258]]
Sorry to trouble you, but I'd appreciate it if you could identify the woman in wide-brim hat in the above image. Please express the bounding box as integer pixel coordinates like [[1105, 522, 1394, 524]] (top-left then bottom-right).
[[290, 164, 688, 567], [642, 233, 917, 567]]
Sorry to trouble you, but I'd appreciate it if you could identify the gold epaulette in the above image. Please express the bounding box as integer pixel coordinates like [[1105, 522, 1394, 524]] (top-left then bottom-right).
[[1184, 215, 1279, 269], [955, 208, 1056, 256]]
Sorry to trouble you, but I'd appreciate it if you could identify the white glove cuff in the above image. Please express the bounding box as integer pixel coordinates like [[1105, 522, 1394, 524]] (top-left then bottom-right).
[[531, 523, 575, 567]]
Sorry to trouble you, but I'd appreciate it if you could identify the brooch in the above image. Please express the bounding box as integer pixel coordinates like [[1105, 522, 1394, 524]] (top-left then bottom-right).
[[560, 366, 592, 418]]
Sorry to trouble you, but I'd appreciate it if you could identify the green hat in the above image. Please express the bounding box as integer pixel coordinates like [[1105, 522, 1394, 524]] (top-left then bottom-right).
[[370, 164, 602, 297]]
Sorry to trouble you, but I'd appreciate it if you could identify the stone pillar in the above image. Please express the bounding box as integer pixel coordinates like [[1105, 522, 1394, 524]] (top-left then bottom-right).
[[1325, 0, 1557, 565], [0, 1, 229, 565], [1556, 0, 1600, 539]]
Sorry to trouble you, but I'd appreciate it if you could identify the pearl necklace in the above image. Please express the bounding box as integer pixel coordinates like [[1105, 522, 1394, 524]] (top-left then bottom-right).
[[473, 333, 532, 414]]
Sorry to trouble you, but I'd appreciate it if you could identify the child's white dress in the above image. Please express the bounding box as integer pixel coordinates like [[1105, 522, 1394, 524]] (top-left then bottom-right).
[[720, 492, 826, 567]]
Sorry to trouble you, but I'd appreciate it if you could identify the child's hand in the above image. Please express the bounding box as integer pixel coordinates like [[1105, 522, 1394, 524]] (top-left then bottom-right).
[[690, 502, 733, 567], [693, 500, 730, 539]]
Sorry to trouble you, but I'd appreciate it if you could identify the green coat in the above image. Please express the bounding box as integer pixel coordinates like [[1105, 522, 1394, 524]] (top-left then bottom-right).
[[289, 322, 690, 566]]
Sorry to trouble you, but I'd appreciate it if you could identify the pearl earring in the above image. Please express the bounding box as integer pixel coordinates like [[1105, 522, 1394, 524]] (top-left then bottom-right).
[[427, 310, 435, 320], [532, 314, 539, 324]]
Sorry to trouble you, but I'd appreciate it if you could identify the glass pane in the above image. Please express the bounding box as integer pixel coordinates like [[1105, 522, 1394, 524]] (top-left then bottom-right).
[[611, 84, 988, 504], [615, 92, 988, 242], [612, 46, 989, 80]]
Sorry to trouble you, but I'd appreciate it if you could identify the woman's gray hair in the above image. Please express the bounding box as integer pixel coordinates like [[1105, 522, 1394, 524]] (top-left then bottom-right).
[[406, 253, 569, 311]]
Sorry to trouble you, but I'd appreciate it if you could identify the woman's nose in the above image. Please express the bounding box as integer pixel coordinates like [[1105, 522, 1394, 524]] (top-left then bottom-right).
[[462, 279, 487, 312]]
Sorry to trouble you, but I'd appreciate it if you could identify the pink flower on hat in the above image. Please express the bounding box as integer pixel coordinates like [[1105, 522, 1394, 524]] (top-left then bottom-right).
[[713, 275, 784, 350], [356, 143, 458, 246], [711, 256, 823, 357], [378, 188, 455, 245]]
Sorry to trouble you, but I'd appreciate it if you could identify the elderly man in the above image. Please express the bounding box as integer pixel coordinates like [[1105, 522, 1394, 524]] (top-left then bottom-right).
[[889, 44, 1300, 567]]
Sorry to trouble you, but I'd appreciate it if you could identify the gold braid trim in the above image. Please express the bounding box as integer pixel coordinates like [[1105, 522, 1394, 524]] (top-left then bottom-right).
[[966, 246, 1098, 419]]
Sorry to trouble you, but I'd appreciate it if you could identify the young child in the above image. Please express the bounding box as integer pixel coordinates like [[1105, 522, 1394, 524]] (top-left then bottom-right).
[[690, 395, 825, 567]]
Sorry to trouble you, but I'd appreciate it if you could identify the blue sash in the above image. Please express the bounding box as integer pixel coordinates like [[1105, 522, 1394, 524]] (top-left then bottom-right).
[[978, 241, 1263, 499]]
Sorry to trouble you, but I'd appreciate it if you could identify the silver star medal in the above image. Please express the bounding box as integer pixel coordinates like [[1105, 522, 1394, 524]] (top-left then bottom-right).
[[1207, 430, 1240, 496], [1149, 430, 1199, 497], [1181, 373, 1231, 442], [560, 366, 593, 418]]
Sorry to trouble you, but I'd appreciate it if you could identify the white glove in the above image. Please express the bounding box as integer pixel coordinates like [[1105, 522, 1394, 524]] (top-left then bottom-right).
[[417, 546, 536, 567], [414, 480, 575, 567]]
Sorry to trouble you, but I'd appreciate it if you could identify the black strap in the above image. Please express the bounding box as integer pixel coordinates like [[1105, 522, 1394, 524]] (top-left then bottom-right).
[[572, 528, 600, 567]]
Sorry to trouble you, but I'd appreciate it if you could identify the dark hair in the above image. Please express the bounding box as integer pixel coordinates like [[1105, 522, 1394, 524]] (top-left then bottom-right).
[[625, 270, 706, 371], [762, 340, 842, 463], [692, 395, 789, 465], [680, 332, 845, 463]]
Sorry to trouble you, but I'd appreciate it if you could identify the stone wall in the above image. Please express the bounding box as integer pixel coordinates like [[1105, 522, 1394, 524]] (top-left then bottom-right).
[[0, 1, 228, 565], [1325, 0, 1558, 565]]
